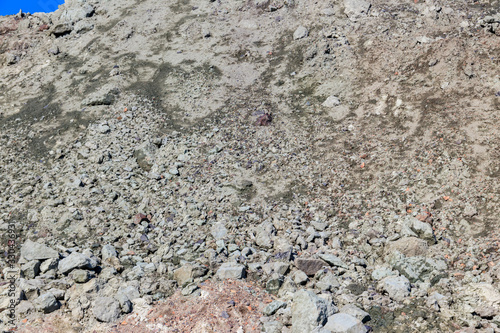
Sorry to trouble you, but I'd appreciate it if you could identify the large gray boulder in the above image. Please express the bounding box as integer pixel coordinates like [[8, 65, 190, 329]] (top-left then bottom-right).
[[323, 313, 367, 333], [344, 0, 371, 21], [101, 244, 118, 260], [291, 290, 331, 333], [58, 252, 94, 274], [318, 254, 348, 269], [33, 293, 60, 314], [216, 262, 246, 279], [377, 276, 411, 301], [21, 240, 59, 261], [93, 297, 121, 323]]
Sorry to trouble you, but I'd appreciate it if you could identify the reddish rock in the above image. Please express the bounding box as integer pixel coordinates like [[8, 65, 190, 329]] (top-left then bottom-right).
[[133, 213, 148, 224]]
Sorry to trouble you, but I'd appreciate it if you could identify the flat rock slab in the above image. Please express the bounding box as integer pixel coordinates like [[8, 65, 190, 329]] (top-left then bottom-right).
[[21, 239, 59, 261], [295, 258, 327, 276], [324, 313, 367, 333]]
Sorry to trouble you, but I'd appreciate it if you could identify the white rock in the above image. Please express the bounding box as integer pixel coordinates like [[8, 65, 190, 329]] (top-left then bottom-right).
[[293, 26, 309, 40], [322, 96, 341, 107], [324, 313, 367, 333]]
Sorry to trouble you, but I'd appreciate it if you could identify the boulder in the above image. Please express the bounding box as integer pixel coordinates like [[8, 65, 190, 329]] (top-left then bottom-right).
[[58, 252, 94, 274], [216, 262, 246, 279], [377, 276, 411, 301], [323, 313, 367, 333], [21, 240, 59, 261], [295, 258, 327, 276], [291, 289, 331, 333], [33, 293, 60, 314], [93, 297, 121, 323]]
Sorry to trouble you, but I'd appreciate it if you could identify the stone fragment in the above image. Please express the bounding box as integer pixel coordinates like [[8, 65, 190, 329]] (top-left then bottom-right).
[[344, 0, 371, 21], [93, 297, 121, 323], [322, 96, 341, 107], [21, 240, 59, 261], [263, 300, 287, 316], [216, 263, 246, 279], [70, 269, 91, 283], [33, 293, 60, 314], [173, 264, 208, 286], [386, 237, 428, 257], [291, 290, 330, 333], [21, 260, 41, 279], [293, 270, 309, 285], [318, 253, 348, 269], [133, 142, 158, 172], [323, 313, 368, 333], [377, 276, 411, 301], [266, 274, 284, 295], [263, 321, 284, 333], [295, 258, 326, 276], [102, 244, 118, 260], [340, 304, 371, 323], [293, 26, 309, 40], [58, 252, 93, 274]]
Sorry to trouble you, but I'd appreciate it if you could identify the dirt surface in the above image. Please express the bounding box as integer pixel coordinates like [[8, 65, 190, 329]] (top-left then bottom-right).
[[0, 0, 499, 332]]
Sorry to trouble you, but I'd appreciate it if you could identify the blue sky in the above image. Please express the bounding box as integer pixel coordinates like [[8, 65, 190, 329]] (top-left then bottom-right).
[[0, 0, 65, 16]]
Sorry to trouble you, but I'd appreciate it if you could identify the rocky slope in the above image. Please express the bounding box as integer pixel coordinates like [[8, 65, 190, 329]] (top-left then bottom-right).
[[0, 0, 500, 332]]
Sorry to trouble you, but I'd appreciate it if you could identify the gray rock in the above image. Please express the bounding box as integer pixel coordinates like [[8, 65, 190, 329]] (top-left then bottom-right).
[[255, 221, 275, 249], [40, 258, 59, 273], [59, 4, 94, 23], [323, 313, 367, 333], [21, 240, 59, 261], [293, 26, 309, 40], [4, 52, 19, 65], [173, 264, 208, 286], [318, 254, 348, 269], [58, 252, 93, 274], [115, 291, 133, 314], [263, 320, 284, 333], [47, 288, 65, 300], [74, 20, 94, 34], [21, 260, 41, 279], [50, 23, 73, 36], [211, 222, 228, 240], [181, 283, 199, 296], [93, 297, 121, 323], [391, 255, 447, 283], [386, 237, 428, 257], [264, 300, 287, 316], [33, 293, 60, 314], [117, 286, 140, 303], [16, 301, 35, 317], [340, 305, 370, 323], [371, 267, 397, 281], [126, 265, 144, 280], [216, 262, 246, 279], [102, 244, 118, 260], [322, 96, 341, 107], [134, 142, 158, 172], [70, 269, 91, 283], [266, 274, 284, 295], [295, 258, 327, 276], [293, 270, 309, 285], [344, 0, 371, 21], [401, 217, 435, 245], [47, 46, 60, 55], [291, 290, 330, 333], [19, 279, 45, 300], [377, 276, 411, 301]]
